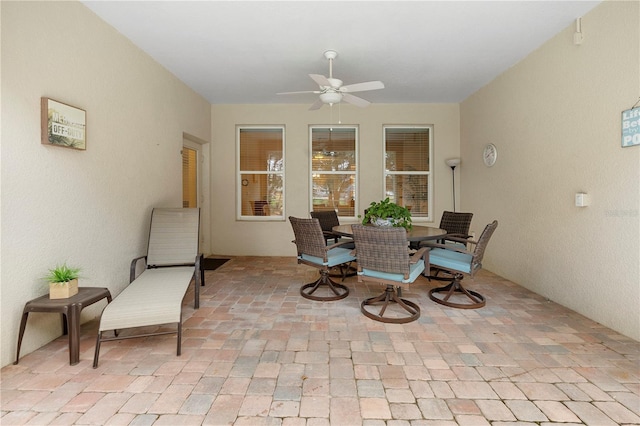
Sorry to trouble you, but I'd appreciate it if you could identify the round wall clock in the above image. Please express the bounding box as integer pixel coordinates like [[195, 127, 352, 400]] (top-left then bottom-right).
[[483, 143, 498, 167]]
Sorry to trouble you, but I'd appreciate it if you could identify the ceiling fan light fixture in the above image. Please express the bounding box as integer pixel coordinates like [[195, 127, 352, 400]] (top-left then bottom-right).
[[278, 50, 383, 110], [320, 92, 343, 104]]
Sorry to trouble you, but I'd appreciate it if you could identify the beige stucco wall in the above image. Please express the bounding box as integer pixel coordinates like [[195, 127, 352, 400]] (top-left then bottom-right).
[[0, 1, 211, 367], [210, 103, 460, 257], [460, 0, 639, 340]]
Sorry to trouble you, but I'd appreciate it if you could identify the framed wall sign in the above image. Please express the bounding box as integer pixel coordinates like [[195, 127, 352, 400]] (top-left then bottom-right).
[[621, 106, 640, 148], [41, 97, 86, 150]]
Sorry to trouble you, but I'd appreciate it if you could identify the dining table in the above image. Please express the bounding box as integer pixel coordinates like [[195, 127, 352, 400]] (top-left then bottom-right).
[[332, 224, 447, 281], [332, 224, 447, 243]]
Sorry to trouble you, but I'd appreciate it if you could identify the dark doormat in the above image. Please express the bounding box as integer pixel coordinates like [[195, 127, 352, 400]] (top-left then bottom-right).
[[203, 258, 230, 271]]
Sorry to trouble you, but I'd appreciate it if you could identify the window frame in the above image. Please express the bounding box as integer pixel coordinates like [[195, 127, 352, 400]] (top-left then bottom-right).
[[236, 125, 285, 221], [309, 125, 358, 220], [383, 124, 433, 222]]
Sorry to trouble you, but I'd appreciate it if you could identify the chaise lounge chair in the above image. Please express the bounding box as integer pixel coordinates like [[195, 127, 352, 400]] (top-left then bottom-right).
[[93, 208, 203, 368]]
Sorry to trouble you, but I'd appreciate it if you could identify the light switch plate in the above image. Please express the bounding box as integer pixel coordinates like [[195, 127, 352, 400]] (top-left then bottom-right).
[[575, 192, 590, 207]]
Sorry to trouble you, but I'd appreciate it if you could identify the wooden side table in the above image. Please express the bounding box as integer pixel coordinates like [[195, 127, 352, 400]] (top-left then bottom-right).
[[15, 287, 112, 365]]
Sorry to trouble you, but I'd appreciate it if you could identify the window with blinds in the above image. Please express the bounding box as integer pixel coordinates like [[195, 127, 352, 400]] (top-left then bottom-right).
[[384, 126, 432, 220], [237, 126, 284, 220], [310, 126, 357, 218]]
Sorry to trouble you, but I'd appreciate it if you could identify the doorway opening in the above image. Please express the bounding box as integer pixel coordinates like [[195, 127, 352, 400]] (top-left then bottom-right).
[[182, 144, 199, 208]]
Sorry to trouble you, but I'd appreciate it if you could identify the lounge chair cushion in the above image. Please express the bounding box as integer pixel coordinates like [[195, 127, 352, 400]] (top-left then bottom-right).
[[98, 267, 194, 332]]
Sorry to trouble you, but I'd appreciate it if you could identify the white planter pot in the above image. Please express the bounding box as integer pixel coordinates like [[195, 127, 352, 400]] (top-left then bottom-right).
[[373, 218, 395, 227]]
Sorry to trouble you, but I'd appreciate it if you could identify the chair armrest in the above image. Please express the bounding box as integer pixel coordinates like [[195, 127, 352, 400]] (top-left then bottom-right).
[[322, 230, 339, 238], [409, 247, 429, 264], [421, 241, 472, 255], [445, 233, 472, 240], [327, 239, 356, 250], [129, 256, 147, 283], [322, 231, 339, 244], [443, 235, 474, 244]]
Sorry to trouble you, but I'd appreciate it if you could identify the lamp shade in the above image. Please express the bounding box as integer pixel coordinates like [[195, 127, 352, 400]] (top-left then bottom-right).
[[320, 92, 343, 104], [445, 158, 461, 168]]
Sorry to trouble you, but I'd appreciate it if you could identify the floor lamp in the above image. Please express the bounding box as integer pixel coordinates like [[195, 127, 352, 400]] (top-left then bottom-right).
[[445, 158, 461, 212]]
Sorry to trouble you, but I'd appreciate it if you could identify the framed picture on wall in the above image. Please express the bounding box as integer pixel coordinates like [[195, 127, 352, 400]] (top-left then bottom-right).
[[41, 97, 86, 150], [622, 106, 639, 148]]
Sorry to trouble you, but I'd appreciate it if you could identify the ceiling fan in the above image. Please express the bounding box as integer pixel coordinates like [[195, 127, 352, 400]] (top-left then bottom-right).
[[277, 50, 384, 110]]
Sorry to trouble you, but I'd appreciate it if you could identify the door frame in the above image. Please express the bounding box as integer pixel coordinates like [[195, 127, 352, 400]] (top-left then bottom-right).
[[183, 133, 210, 255]]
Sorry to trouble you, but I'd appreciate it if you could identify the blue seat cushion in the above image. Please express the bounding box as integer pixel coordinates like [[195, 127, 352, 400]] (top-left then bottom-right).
[[429, 248, 472, 274], [300, 247, 356, 267], [360, 260, 425, 284]]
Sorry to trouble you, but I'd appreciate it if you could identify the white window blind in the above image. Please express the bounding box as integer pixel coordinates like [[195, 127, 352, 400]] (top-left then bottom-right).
[[310, 126, 357, 218], [384, 126, 432, 220], [238, 126, 285, 220]]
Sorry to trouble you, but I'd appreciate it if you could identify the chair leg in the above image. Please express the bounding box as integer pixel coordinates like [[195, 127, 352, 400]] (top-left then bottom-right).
[[361, 285, 420, 324], [300, 270, 349, 301], [177, 322, 182, 356], [428, 274, 486, 309], [93, 332, 102, 368], [328, 262, 357, 280]]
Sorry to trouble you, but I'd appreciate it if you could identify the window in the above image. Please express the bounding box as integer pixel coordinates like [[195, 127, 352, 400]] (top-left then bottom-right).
[[237, 126, 284, 220], [310, 126, 357, 218], [384, 126, 432, 221]]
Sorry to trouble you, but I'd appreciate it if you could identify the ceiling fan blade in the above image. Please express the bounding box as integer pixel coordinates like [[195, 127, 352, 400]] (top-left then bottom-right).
[[342, 93, 371, 108], [308, 99, 324, 110], [340, 81, 385, 93], [309, 74, 331, 87], [277, 90, 321, 95]]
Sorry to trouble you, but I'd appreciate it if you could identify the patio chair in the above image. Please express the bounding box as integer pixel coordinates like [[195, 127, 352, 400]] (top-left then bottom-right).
[[424, 220, 498, 309], [310, 209, 353, 247], [351, 224, 428, 323], [310, 210, 356, 277], [424, 210, 474, 274], [289, 216, 356, 301], [438, 211, 473, 243], [93, 208, 203, 368]]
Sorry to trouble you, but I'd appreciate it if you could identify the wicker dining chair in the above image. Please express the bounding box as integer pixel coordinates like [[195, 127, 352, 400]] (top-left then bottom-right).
[[423, 220, 498, 309], [310, 210, 353, 247], [438, 211, 473, 242], [310, 210, 357, 278], [351, 224, 428, 323], [422, 210, 474, 274], [289, 216, 356, 301]]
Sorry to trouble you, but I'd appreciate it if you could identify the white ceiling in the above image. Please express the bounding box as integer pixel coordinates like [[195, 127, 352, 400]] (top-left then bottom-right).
[[81, 1, 601, 106]]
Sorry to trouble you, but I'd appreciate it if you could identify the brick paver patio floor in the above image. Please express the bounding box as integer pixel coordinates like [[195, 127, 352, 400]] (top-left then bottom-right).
[[1, 256, 638, 425]]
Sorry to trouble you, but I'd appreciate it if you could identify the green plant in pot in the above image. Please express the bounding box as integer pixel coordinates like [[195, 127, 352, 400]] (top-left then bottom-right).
[[45, 263, 81, 299], [361, 197, 412, 230]]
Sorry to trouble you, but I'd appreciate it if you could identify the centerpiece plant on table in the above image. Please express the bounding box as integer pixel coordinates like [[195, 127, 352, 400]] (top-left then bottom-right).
[[45, 263, 81, 299], [361, 197, 412, 230]]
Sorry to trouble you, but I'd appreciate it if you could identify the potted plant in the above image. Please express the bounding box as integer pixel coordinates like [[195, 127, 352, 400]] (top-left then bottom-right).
[[361, 197, 412, 230], [45, 263, 81, 299]]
